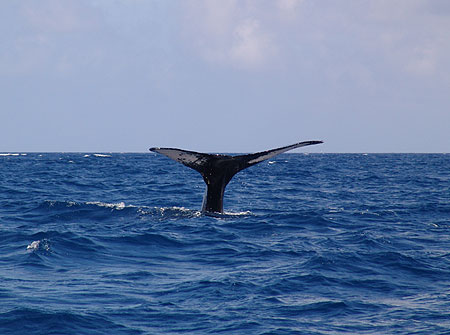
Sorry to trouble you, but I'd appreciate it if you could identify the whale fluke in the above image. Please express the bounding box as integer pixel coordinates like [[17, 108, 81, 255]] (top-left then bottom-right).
[[150, 140, 323, 214]]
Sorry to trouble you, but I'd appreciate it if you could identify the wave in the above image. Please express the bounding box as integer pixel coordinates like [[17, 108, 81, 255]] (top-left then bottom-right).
[[34, 200, 204, 222], [38, 200, 134, 212], [30, 200, 254, 223], [0, 308, 137, 335]]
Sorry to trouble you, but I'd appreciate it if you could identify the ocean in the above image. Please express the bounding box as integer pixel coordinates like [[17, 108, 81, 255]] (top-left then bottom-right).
[[0, 152, 449, 334]]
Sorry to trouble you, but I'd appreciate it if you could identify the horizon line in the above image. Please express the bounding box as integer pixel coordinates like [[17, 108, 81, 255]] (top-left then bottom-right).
[[1, 151, 448, 155]]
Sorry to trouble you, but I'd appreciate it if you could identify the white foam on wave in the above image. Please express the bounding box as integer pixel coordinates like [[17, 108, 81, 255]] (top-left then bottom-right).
[[93, 154, 111, 157], [27, 240, 40, 250], [157, 206, 199, 215], [328, 207, 344, 213], [86, 201, 126, 210], [164, 206, 201, 215], [138, 206, 250, 218], [138, 206, 202, 218], [26, 239, 50, 252], [214, 210, 252, 218], [0, 153, 20, 156], [46, 200, 77, 207]]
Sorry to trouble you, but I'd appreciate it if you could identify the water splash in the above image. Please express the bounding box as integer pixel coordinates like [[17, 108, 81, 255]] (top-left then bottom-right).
[[26, 239, 50, 253]]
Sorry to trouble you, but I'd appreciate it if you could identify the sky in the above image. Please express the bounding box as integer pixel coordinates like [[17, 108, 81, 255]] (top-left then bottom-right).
[[1, 0, 449, 153]]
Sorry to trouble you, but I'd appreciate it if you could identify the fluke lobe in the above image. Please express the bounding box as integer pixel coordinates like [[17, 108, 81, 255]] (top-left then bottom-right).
[[150, 141, 323, 214]]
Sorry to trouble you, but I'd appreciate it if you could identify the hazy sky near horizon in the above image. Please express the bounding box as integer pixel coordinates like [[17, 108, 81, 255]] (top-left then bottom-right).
[[1, 0, 449, 153]]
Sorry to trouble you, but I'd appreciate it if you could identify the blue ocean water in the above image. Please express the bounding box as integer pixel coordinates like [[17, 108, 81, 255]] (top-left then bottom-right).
[[0, 152, 449, 334]]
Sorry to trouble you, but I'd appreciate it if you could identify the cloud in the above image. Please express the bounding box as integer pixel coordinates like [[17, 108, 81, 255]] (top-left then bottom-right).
[[182, 0, 278, 70], [368, 0, 450, 77], [0, 1, 171, 78], [403, 46, 437, 76], [181, 0, 450, 81], [229, 19, 276, 69], [0, 0, 102, 76], [277, 0, 303, 11], [22, 0, 91, 33], [3, 0, 450, 82]]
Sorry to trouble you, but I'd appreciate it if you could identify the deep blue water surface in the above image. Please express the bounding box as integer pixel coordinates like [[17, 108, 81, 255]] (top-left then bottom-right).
[[0, 153, 449, 334]]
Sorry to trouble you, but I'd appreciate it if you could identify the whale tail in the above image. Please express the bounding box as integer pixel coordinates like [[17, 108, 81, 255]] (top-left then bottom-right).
[[150, 140, 323, 213]]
